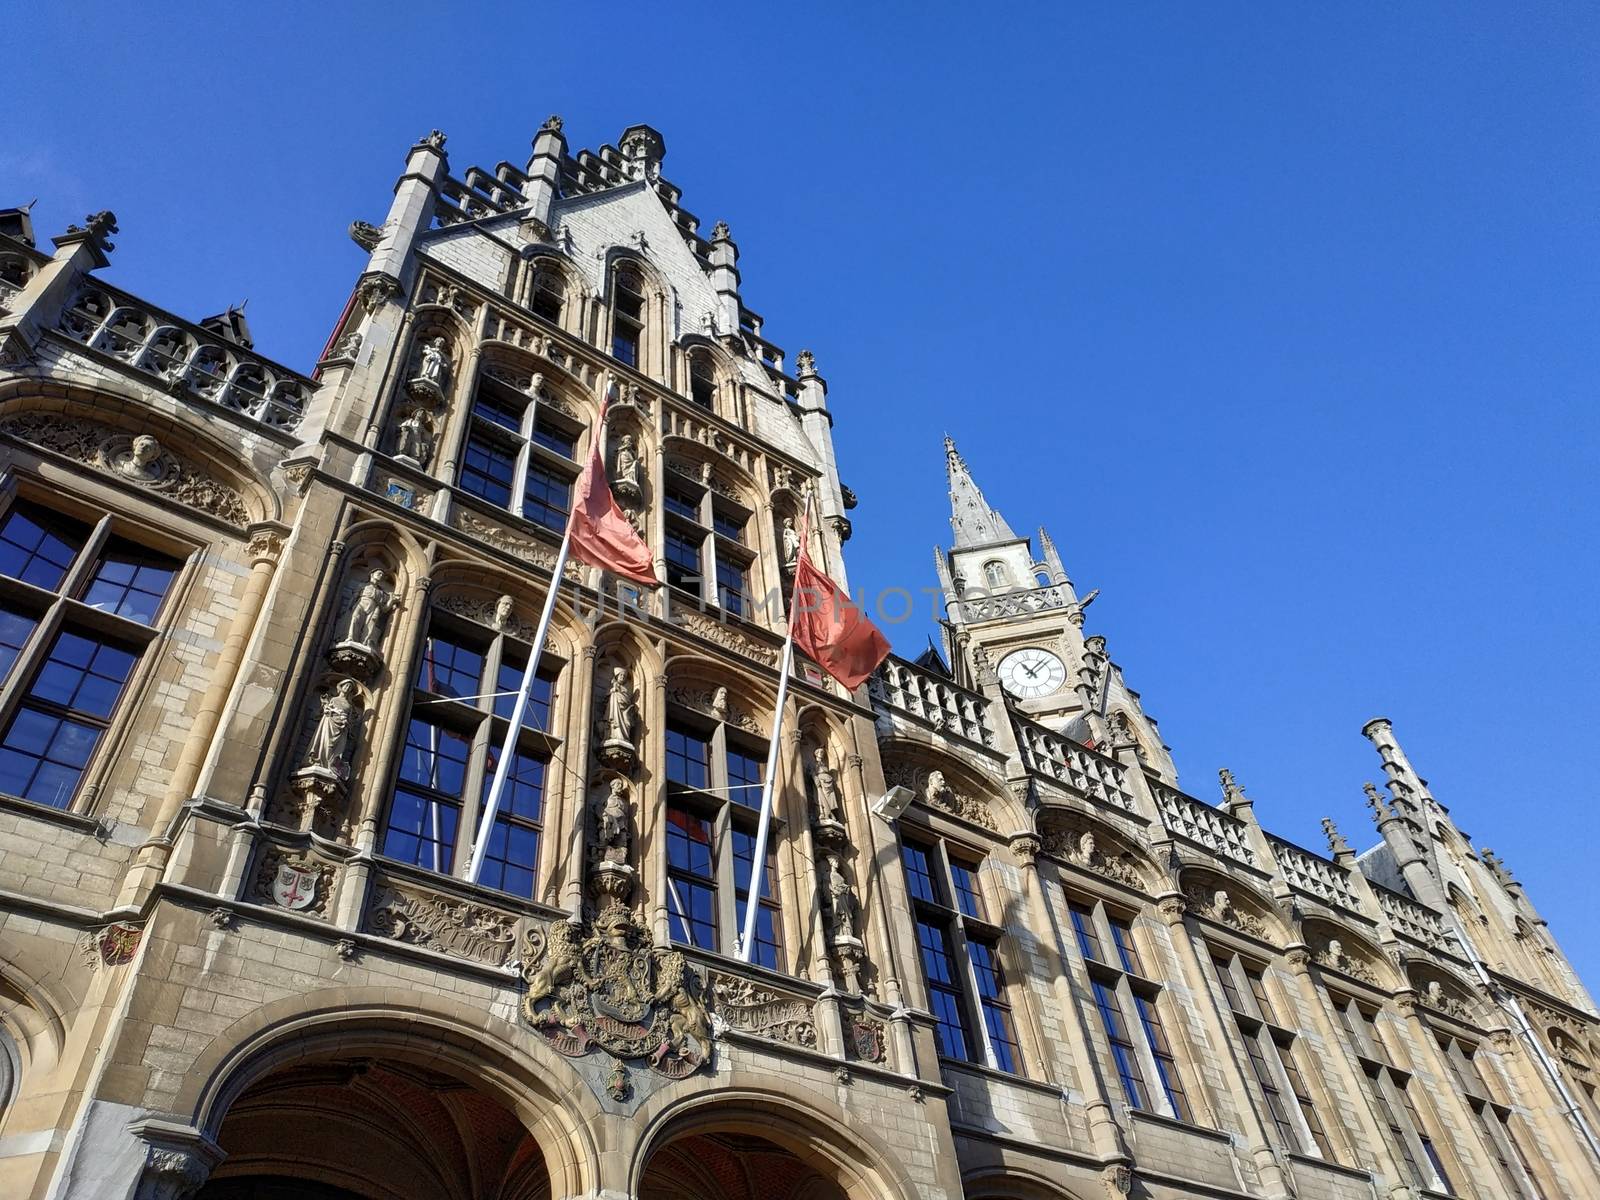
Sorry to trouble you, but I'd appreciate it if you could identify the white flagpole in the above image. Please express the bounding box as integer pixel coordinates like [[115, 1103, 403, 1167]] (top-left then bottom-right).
[[467, 389, 607, 883], [737, 490, 812, 963]]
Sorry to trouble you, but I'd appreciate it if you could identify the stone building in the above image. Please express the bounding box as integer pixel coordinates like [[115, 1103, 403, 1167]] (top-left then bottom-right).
[[0, 119, 1595, 1200]]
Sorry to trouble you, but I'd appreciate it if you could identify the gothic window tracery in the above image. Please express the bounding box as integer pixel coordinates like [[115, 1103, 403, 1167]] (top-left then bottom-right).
[[378, 605, 562, 897], [525, 258, 568, 326], [609, 262, 647, 368], [0, 495, 185, 811]]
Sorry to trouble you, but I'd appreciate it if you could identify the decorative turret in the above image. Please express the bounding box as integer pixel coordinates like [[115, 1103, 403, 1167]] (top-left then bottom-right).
[[522, 114, 567, 230], [707, 219, 741, 340], [0, 209, 118, 365]]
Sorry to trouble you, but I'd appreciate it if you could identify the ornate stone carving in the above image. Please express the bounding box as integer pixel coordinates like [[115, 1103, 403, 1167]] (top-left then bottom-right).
[[849, 1015, 887, 1063], [1102, 1164, 1134, 1200], [392, 406, 435, 470], [541, 114, 564, 133], [356, 274, 401, 314], [819, 852, 857, 943], [251, 849, 335, 916], [781, 515, 801, 572], [454, 510, 584, 580], [711, 975, 818, 1049], [137, 1147, 212, 1200], [1042, 817, 1144, 889], [1313, 936, 1377, 983], [1419, 979, 1473, 1021], [810, 749, 843, 825], [596, 666, 639, 769], [367, 884, 518, 967], [1285, 947, 1312, 971], [81, 922, 142, 970], [421, 129, 447, 151], [348, 220, 384, 252], [668, 684, 761, 733], [1321, 817, 1353, 858], [521, 904, 712, 1078], [247, 528, 283, 562], [1011, 834, 1041, 868], [0, 414, 251, 525], [593, 777, 632, 865], [876, 762, 997, 830], [671, 609, 779, 667], [298, 679, 362, 779], [334, 938, 359, 961], [332, 569, 397, 666], [408, 335, 453, 404], [611, 432, 644, 508], [1183, 882, 1267, 938], [1157, 895, 1187, 923]]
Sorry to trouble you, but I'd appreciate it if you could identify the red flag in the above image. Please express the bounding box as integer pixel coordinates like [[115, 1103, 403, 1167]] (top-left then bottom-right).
[[790, 544, 891, 691], [568, 401, 658, 586]]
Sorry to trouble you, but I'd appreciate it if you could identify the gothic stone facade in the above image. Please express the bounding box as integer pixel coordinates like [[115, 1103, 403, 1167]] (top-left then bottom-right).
[[0, 120, 1595, 1200]]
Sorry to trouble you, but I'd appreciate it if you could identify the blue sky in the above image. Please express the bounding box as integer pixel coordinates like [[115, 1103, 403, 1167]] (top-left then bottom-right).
[[10, 3, 1599, 982]]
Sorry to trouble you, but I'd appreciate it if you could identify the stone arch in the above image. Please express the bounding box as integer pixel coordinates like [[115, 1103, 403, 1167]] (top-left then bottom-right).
[[1035, 803, 1156, 894], [1405, 960, 1487, 1025], [179, 989, 603, 1200], [628, 1083, 922, 1200], [676, 334, 743, 423], [1300, 915, 1401, 989], [878, 736, 1017, 835], [663, 653, 776, 738], [0, 383, 280, 525], [963, 1165, 1084, 1200], [1178, 866, 1289, 945], [0, 956, 70, 1127], [660, 432, 762, 513]]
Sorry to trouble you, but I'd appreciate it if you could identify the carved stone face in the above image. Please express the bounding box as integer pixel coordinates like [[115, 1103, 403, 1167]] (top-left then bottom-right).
[[927, 770, 946, 797], [368, 569, 388, 587], [130, 434, 161, 467], [495, 595, 514, 622]]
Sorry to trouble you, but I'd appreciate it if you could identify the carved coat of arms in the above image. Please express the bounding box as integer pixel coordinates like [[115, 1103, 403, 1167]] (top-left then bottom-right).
[[270, 860, 322, 911], [521, 903, 712, 1079]]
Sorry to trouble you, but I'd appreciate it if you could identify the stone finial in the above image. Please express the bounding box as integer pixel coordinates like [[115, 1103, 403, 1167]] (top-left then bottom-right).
[[795, 348, 817, 377], [65, 210, 118, 250], [711, 220, 731, 241], [1363, 781, 1395, 822], [1219, 768, 1247, 810], [541, 114, 564, 133], [1481, 847, 1515, 888], [1321, 816, 1353, 859], [420, 129, 447, 152]]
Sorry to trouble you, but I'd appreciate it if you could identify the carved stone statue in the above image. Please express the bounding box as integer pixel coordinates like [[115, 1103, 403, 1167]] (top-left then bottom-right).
[[393, 407, 435, 468], [821, 854, 857, 942], [342, 570, 397, 650], [492, 594, 515, 631], [926, 770, 950, 808], [611, 433, 643, 505], [595, 778, 632, 865], [710, 686, 729, 721], [812, 749, 842, 825], [781, 516, 801, 571], [597, 667, 638, 767], [113, 434, 165, 482], [410, 336, 452, 400], [304, 680, 361, 778]]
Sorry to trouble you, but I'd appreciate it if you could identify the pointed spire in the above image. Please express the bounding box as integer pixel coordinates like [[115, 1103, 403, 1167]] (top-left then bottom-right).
[[945, 436, 1017, 548], [1219, 768, 1252, 816], [1362, 781, 1396, 824]]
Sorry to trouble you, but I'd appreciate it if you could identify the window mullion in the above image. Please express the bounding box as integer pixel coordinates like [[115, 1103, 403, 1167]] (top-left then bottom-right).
[[61, 517, 112, 598], [946, 916, 994, 1069], [1120, 976, 1174, 1119]]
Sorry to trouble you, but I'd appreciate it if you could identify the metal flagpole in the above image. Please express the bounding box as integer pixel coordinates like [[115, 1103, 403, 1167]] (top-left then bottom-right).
[[736, 489, 811, 963], [466, 389, 605, 883]]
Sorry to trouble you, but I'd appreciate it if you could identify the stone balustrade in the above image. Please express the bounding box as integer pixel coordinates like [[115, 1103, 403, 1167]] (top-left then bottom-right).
[[1016, 719, 1135, 810], [959, 582, 1071, 623], [1151, 781, 1259, 868], [56, 283, 310, 432], [1375, 884, 1451, 953], [870, 656, 996, 747], [1269, 835, 1363, 914]]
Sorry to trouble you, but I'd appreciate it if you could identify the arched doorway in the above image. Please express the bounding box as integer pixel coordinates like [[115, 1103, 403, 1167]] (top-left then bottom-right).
[[194, 1057, 551, 1200], [640, 1130, 847, 1200]]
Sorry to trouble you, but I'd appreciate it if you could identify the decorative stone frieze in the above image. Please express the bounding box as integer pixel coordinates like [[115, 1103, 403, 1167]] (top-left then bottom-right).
[[251, 849, 336, 916], [366, 883, 519, 968], [711, 975, 818, 1049]]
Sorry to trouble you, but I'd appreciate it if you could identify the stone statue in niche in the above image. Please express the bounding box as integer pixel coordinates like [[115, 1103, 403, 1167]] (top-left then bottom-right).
[[781, 517, 801, 572], [393, 407, 435, 469], [595, 777, 632, 865], [303, 679, 361, 779], [342, 570, 397, 650], [611, 433, 644, 505], [409, 336, 452, 402], [811, 748, 843, 825], [820, 853, 857, 942], [926, 769, 951, 808], [596, 666, 639, 768]]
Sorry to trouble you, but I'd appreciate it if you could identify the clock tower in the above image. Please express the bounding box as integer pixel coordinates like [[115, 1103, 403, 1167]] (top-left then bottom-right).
[[932, 438, 1176, 781]]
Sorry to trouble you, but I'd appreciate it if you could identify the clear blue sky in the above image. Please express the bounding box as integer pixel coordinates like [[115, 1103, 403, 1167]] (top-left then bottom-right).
[[10, 3, 1599, 982]]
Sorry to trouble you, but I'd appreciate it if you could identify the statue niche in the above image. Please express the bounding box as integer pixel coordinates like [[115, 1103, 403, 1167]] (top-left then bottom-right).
[[328, 568, 398, 679], [595, 665, 639, 770]]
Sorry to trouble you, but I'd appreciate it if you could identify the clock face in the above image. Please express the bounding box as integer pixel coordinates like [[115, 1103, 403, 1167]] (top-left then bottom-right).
[[998, 647, 1067, 700]]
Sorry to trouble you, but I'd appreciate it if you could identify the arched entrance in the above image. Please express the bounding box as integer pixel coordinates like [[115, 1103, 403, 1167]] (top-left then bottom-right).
[[194, 1056, 551, 1200], [640, 1130, 848, 1200]]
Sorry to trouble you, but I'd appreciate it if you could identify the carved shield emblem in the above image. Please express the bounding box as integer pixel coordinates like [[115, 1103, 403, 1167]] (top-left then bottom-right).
[[271, 862, 320, 911]]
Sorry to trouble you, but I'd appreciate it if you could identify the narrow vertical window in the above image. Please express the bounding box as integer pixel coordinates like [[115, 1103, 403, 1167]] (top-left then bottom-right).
[[611, 266, 645, 367]]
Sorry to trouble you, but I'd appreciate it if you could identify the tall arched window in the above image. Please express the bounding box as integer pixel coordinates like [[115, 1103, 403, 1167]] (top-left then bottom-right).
[[901, 833, 1024, 1075], [526, 260, 566, 326], [0, 496, 185, 810], [983, 560, 1009, 589], [610, 264, 646, 368], [663, 696, 783, 970], [688, 350, 716, 409], [379, 606, 562, 898], [1066, 892, 1188, 1116], [457, 373, 583, 534]]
